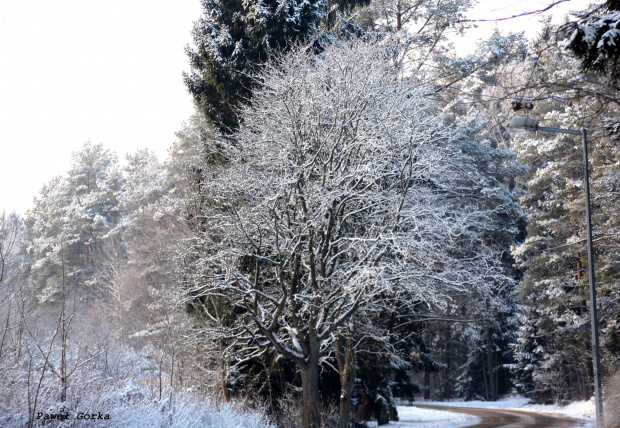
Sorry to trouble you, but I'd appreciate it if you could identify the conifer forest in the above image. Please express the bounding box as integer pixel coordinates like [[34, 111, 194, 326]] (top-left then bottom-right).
[[2, 0, 620, 427]]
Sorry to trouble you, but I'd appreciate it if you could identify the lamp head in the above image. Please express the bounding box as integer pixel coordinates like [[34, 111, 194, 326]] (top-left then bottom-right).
[[506, 116, 539, 134]]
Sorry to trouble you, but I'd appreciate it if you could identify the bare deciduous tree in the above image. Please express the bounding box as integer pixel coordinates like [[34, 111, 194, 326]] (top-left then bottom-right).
[[181, 38, 510, 428]]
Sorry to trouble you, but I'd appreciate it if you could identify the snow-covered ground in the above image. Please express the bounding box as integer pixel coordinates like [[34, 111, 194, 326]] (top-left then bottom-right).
[[520, 399, 596, 427], [368, 395, 596, 427]]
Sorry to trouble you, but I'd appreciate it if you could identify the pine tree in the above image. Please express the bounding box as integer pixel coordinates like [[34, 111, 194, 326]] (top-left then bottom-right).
[[511, 111, 598, 401], [507, 22, 620, 400], [22, 142, 124, 301]]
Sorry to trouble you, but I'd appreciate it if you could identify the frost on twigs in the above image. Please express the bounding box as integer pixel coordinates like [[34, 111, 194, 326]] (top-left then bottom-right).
[[182, 37, 511, 376]]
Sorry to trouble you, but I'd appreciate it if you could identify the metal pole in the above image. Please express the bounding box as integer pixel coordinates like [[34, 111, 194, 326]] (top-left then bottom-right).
[[582, 128, 604, 427]]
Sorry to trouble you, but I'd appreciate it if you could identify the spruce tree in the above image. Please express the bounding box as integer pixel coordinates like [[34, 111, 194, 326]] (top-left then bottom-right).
[[183, 0, 326, 134], [183, 0, 377, 134], [564, 0, 620, 83]]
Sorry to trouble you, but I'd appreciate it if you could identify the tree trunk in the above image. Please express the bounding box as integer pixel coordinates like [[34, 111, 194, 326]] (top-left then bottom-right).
[[485, 325, 496, 401], [424, 369, 431, 400], [376, 397, 389, 425], [300, 333, 321, 428], [423, 331, 431, 400], [60, 241, 67, 402], [219, 339, 229, 403], [481, 349, 489, 400], [336, 333, 356, 428], [484, 297, 496, 401], [0, 302, 10, 359]]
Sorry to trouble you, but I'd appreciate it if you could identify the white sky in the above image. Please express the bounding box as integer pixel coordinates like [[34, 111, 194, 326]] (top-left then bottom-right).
[[0, 0, 592, 214], [0, 0, 202, 214], [454, 0, 591, 52]]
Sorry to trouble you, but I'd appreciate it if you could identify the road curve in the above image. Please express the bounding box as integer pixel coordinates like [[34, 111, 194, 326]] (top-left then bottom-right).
[[412, 404, 581, 427]]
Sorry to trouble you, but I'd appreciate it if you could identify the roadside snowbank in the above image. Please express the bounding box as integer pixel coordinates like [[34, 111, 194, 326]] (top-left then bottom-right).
[[522, 399, 595, 426]]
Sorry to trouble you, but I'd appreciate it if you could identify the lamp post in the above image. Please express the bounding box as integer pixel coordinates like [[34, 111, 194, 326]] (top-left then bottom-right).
[[507, 117, 604, 427]]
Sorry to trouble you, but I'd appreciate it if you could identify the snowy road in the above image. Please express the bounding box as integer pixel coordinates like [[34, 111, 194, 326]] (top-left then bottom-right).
[[412, 404, 581, 427]]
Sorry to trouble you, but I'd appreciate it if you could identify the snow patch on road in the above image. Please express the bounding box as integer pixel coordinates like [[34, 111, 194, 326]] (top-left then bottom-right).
[[367, 406, 479, 427]]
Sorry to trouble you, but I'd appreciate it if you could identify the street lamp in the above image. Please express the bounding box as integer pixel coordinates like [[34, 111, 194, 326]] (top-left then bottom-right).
[[507, 117, 604, 427]]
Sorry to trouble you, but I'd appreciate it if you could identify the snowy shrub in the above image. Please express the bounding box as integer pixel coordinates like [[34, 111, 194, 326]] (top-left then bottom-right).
[[0, 380, 273, 428], [64, 383, 272, 428], [274, 394, 339, 428]]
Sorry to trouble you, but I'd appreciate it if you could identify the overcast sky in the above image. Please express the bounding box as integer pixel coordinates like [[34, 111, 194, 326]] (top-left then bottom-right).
[[0, 0, 591, 214]]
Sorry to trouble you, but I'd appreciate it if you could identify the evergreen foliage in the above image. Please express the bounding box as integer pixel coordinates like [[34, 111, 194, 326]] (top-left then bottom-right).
[[184, 0, 372, 134], [564, 0, 620, 83], [508, 24, 620, 401], [21, 142, 124, 301]]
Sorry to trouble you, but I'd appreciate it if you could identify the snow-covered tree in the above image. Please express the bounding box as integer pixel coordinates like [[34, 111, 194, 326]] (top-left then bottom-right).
[[353, 0, 525, 99], [0, 211, 23, 363], [0, 211, 21, 286], [181, 38, 517, 427], [358, 0, 471, 36], [412, 42, 530, 398], [123, 149, 174, 223], [22, 142, 123, 301], [121, 148, 180, 296]]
